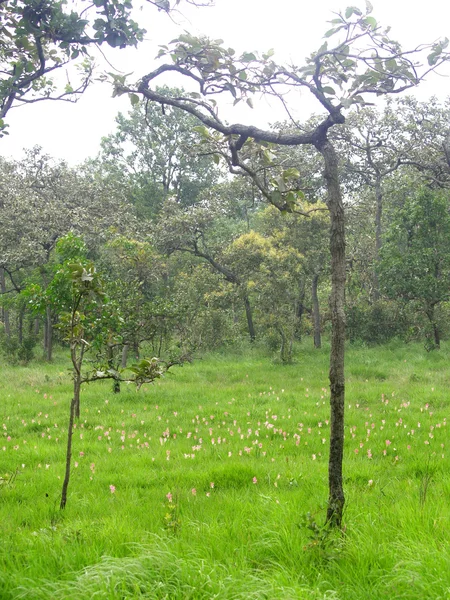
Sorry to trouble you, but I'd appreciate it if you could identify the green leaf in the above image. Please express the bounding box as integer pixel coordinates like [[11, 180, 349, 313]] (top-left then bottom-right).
[[363, 16, 377, 30], [129, 93, 140, 106], [322, 86, 336, 95], [213, 154, 221, 164], [246, 98, 254, 109], [238, 70, 248, 81]]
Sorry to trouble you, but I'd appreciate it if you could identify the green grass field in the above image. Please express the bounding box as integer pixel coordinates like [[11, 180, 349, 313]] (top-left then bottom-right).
[[1, 341, 449, 599]]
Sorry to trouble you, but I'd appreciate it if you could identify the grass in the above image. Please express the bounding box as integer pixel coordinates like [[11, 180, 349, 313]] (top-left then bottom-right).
[[1, 340, 449, 599]]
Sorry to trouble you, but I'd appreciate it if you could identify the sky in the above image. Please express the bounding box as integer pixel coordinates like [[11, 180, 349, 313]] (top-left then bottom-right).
[[1, 0, 449, 165]]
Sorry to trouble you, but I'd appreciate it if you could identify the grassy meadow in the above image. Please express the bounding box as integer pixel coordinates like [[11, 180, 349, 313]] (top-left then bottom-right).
[[1, 341, 450, 599]]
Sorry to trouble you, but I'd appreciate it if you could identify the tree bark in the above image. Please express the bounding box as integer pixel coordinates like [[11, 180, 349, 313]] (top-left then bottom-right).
[[373, 176, 383, 301], [0, 268, 11, 337], [243, 292, 256, 342], [121, 344, 129, 369], [312, 273, 322, 349], [426, 304, 440, 349], [316, 137, 346, 528], [18, 305, 25, 345], [60, 392, 77, 510], [295, 277, 306, 340], [45, 306, 53, 362]]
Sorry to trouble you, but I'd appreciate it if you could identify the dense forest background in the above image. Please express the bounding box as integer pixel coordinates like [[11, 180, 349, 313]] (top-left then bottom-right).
[[1, 93, 450, 366]]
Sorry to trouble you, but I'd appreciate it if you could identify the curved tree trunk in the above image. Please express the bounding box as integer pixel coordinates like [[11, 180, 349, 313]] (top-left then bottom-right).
[[317, 137, 346, 528], [312, 273, 322, 349]]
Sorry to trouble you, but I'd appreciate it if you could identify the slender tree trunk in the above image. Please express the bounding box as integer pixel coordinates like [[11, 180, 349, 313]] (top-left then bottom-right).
[[60, 394, 77, 510], [45, 306, 53, 362], [317, 137, 346, 528], [121, 344, 129, 369], [34, 318, 40, 337], [373, 176, 383, 301], [312, 273, 322, 349], [0, 268, 11, 337], [18, 306, 25, 345], [107, 343, 121, 393], [60, 370, 80, 510], [426, 304, 440, 349], [295, 277, 306, 340], [243, 292, 256, 342]]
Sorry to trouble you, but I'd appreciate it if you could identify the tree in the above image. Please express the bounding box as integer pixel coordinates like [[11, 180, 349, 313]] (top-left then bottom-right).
[[0, 148, 137, 360], [155, 196, 257, 341], [225, 230, 304, 361], [378, 188, 450, 349], [97, 89, 221, 218], [121, 5, 449, 526], [0, 0, 212, 134], [257, 204, 330, 349]]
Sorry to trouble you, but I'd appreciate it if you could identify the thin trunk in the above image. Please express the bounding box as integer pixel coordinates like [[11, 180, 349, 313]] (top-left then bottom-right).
[[373, 176, 383, 301], [34, 318, 40, 337], [277, 326, 292, 363], [60, 388, 78, 510], [426, 304, 440, 349], [18, 306, 25, 345], [295, 277, 306, 340], [121, 344, 129, 369], [312, 273, 322, 349], [46, 306, 53, 362], [243, 292, 256, 342], [133, 341, 140, 360], [0, 268, 11, 337], [107, 344, 121, 393], [317, 137, 346, 528]]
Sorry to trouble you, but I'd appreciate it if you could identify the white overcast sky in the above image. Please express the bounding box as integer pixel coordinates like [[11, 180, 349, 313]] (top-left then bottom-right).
[[1, 0, 449, 164]]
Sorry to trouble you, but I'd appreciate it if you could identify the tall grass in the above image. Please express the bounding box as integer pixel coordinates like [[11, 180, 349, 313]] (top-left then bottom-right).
[[1, 341, 449, 599]]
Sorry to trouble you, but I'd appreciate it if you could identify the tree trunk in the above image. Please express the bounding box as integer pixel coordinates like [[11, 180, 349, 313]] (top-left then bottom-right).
[[312, 273, 322, 349], [426, 304, 440, 349], [121, 344, 129, 369], [60, 392, 77, 510], [0, 268, 11, 337], [373, 176, 383, 301], [317, 137, 346, 528], [243, 292, 256, 342], [295, 277, 306, 340], [45, 306, 53, 362], [18, 305, 25, 345]]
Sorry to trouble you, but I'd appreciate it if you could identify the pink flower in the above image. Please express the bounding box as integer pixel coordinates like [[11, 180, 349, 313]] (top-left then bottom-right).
[[109, 485, 116, 494], [252, 477, 258, 484], [210, 482, 215, 489], [166, 492, 173, 503], [191, 488, 197, 496], [385, 440, 392, 446]]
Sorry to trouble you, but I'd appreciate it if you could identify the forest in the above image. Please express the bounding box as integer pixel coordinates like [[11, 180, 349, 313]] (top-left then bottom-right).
[[1, 1, 450, 598]]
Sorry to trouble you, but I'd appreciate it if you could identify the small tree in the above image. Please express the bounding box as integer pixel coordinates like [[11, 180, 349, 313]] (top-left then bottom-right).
[[378, 188, 450, 349]]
